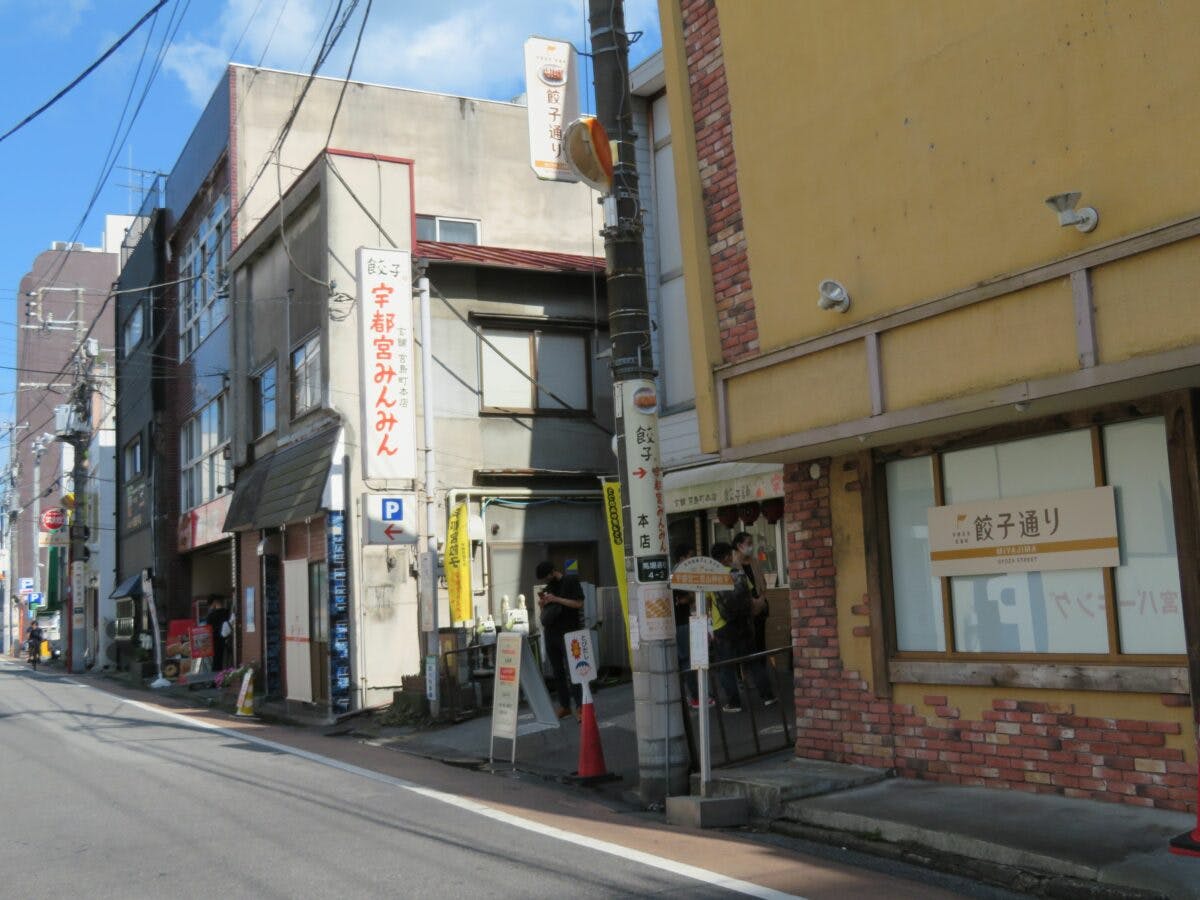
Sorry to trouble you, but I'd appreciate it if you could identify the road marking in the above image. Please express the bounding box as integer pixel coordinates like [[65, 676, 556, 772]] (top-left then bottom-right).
[[116, 695, 805, 900]]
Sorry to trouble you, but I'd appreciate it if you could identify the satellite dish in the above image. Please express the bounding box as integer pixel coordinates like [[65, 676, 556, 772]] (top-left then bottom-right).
[[564, 116, 613, 193]]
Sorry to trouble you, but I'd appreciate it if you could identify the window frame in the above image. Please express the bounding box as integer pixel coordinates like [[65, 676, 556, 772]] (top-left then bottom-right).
[[178, 193, 231, 361], [876, 400, 1187, 669], [475, 320, 593, 417], [121, 303, 144, 357], [252, 362, 277, 437], [290, 333, 322, 420], [179, 393, 231, 512], [122, 434, 143, 481], [415, 214, 481, 245]]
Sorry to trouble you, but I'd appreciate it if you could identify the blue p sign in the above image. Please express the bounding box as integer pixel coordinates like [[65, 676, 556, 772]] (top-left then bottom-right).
[[381, 498, 404, 521]]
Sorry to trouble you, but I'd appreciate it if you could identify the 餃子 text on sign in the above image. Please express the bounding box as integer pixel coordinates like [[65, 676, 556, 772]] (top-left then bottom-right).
[[357, 247, 415, 480], [524, 37, 580, 182], [619, 380, 668, 583], [927, 486, 1119, 578]]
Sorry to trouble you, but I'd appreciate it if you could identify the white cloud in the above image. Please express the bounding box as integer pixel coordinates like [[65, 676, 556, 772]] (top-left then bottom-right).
[[165, 0, 661, 106]]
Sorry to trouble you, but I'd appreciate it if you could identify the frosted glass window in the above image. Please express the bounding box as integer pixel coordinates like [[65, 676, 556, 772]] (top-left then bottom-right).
[[944, 428, 1106, 653], [1104, 418, 1184, 654], [885, 456, 944, 651], [535, 333, 588, 411], [480, 330, 532, 410], [660, 277, 694, 407]]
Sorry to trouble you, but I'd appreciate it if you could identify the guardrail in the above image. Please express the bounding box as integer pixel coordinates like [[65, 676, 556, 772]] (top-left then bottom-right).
[[679, 645, 794, 769]]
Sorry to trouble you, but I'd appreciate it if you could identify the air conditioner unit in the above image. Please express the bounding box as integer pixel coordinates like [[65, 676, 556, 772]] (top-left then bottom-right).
[[51, 241, 68, 251], [54, 404, 78, 437]]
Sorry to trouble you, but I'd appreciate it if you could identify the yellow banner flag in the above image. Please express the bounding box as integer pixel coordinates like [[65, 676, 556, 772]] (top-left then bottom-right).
[[602, 481, 630, 653], [446, 502, 472, 624]]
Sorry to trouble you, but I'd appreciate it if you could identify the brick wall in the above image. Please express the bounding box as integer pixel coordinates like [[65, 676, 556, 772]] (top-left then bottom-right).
[[786, 457, 1198, 812], [680, 0, 759, 364]]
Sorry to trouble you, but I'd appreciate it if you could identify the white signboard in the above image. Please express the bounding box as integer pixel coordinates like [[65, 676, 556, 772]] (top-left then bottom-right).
[[563, 628, 596, 684], [637, 583, 674, 642], [619, 379, 669, 583], [524, 37, 580, 182], [39, 530, 69, 548], [363, 493, 418, 545], [418, 551, 437, 633], [928, 486, 1120, 577], [491, 632, 523, 741], [357, 247, 416, 480], [689, 613, 709, 669], [18, 577, 33, 596], [671, 556, 734, 591]]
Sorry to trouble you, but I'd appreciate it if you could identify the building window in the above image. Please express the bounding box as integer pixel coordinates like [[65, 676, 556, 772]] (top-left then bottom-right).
[[253, 364, 277, 436], [479, 327, 590, 414], [416, 215, 480, 245], [883, 417, 1184, 658], [122, 435, 143, 480], [121, 304, 144, 356], [180, 393, 230, 511], [290, 334, 321, 418], [179, 192, 231, 360], [711, 517, 789, 588]]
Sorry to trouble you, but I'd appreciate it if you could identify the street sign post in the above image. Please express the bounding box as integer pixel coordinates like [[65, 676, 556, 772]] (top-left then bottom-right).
[[362, 493, 418, 545], [39, 507, 69, 547]]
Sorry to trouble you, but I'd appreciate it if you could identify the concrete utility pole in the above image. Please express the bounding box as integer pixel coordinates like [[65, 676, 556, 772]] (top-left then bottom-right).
[[66, 348, 95, 673], [31, 435, 49, 599], [589, 0, 688, 800]]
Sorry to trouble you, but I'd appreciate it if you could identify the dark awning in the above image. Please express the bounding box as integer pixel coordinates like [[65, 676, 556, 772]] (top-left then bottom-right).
[[224, 425, 340, 532], [110, 573, 143, 600]]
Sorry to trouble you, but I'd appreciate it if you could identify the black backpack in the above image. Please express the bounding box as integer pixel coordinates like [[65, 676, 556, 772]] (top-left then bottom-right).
[[715, 569, 753, 626]]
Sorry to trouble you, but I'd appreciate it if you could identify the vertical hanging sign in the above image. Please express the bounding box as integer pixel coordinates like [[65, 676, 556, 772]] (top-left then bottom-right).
[[326, 510, 350, 712], [445, 502, 472, 625], [619, 380, 669, 583], [524, 37, 580, 181], [357, 247, 416, 480]]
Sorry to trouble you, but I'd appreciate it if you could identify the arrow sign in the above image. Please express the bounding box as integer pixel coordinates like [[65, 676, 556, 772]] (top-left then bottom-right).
[[364, 493, 418, 545], [632, 467, 647, 479], [383, 524, 404, 540]]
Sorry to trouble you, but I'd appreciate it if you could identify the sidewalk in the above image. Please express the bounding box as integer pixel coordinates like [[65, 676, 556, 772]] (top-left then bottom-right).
[[362, 680, 1199, 899]]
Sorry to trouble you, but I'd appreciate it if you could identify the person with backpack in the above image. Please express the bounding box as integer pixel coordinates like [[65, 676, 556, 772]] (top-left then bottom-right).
[[709, 542, 776, 713], [26, 621, 44, 669]]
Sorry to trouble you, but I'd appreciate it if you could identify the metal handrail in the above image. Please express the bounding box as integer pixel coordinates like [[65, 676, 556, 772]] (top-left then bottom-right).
[[679, 644, 794, 770]]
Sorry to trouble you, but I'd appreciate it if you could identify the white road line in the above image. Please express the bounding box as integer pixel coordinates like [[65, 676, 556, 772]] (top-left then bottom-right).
[[112, 694, 805, 900]]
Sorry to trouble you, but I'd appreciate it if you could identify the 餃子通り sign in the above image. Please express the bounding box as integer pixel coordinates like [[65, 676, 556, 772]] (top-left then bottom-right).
[[927, 486, 1119, 577]]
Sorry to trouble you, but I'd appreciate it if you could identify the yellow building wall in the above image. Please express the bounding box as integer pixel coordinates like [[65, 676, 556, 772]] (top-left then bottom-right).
[[1093, 237, 1200, 363], [881, 279, 1079, 410], [727, 342, 871, 446], [662, 0, 1200, 450]]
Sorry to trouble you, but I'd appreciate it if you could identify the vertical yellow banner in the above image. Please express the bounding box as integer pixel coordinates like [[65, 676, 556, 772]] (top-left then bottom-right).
[[446, 502, 472, 624], [602, 481, 630, 651]]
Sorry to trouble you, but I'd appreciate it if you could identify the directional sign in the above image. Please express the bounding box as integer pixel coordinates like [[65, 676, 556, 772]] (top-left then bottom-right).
[[618, 379, 668, 582], [27, 592, 43, 607], [363, 493, 418, 545]]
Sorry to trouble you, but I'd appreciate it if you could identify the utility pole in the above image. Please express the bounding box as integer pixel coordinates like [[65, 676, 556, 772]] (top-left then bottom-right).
[[417, 263, 440, 718], [589, 0, 688, 800], [64, 339, 97, 673]]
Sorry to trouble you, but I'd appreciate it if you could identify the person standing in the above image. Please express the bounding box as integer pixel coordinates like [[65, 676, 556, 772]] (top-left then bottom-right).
[[535, 560, 585, 720], [709, 542, 776, 712], [733, 531, 769, 652], [26, 620, 44, 669], [205, 596, 231, 671]]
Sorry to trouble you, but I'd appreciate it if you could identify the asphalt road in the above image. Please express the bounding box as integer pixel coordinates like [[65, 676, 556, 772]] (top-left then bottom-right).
[[0, 660, 980, 899]]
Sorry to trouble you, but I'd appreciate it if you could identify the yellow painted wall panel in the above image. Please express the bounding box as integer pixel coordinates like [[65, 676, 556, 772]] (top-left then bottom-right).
[[713, 0, 1200, 351], [830, 456, 875, 691], [726, 341, 871, 445], [1092, 239, 1200, 363], [882, 280, 1078, 410]]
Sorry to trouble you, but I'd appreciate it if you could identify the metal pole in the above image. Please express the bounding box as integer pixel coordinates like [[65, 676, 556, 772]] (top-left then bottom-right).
[[589, 0, 686, 801], [418, 268, 440, 718], [31, 438, 43, 598]]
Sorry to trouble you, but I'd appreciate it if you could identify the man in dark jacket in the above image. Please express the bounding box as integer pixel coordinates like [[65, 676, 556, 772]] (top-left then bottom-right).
[[710, 542, 776, 713], [535, 560, 584, 719]]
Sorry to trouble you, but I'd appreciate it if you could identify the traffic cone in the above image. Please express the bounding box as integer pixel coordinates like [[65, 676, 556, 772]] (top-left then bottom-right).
[[1169, 748, 1200, 856], [575, 681, 612, 781], [234, 670, 256, 718]]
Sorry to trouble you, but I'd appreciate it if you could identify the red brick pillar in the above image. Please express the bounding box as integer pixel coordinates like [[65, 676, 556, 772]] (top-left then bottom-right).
[[786, 459, 896, 767]]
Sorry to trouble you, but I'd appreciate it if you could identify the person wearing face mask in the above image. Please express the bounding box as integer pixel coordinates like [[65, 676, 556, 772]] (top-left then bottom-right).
[[733, 531, 769, 653]]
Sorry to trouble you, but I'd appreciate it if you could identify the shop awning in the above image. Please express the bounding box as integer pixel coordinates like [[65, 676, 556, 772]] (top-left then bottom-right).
[[663, 462, 784, 514], [224, 426, 340, 532], [109, 573, 143, 600]]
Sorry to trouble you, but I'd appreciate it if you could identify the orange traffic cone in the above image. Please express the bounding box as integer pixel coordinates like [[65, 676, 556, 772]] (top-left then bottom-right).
[[575, 682, 615, 782]]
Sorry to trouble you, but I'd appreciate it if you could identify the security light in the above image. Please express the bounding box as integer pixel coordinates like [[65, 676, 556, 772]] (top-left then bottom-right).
[[817, 279, 851, 313]]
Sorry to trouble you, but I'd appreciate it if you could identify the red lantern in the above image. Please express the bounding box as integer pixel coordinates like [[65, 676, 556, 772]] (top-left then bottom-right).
[[716, 505, 740, 528], [761, 497, 784, 524], [738, 502, 761, 525]]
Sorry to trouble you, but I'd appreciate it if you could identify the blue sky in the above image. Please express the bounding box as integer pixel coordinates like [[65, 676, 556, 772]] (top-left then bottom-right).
[[0, 0, 662, 427]]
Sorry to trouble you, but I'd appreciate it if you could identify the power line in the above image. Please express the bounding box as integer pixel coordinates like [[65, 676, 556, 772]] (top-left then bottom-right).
[[0, 0, 170, 145]]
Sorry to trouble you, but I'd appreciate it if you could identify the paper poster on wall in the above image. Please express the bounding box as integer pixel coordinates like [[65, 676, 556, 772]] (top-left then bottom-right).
[[243, 586, 255, 633]]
